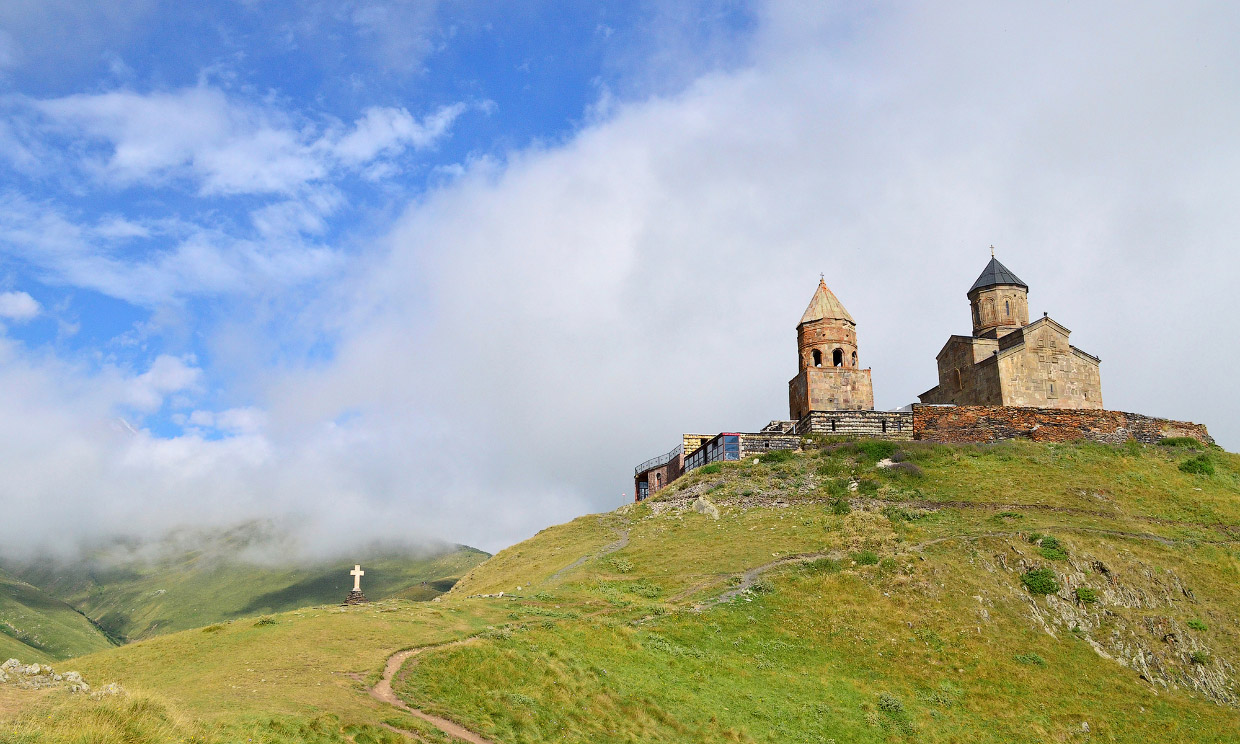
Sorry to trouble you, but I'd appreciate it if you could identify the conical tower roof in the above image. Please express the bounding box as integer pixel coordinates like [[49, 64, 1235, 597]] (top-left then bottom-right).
[[969, 257, 1027, 293], [799, 278, 854, 325]]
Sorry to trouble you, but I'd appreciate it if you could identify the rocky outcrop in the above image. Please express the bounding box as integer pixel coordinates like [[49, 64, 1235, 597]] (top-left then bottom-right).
[[0, 658, 123, 696], [986, 540, 1237, 706]]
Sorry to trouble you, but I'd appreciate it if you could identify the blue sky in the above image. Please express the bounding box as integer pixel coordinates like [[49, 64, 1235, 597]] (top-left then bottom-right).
[[0, 2, 1236, 556], [0, 1, 754, 438]]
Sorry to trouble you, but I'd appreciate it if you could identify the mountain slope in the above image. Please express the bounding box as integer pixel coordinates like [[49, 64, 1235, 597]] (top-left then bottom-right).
[[3, 439, 1238, 744], [0, 571, 113, 662], [2, 524, 489, 643]]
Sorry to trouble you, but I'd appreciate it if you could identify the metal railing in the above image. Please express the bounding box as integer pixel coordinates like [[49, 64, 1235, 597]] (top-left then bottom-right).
[[634, 443, 683, 475]]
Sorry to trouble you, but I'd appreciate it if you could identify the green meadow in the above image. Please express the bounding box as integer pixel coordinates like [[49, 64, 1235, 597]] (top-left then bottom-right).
[[3, 439, 1239, 743]]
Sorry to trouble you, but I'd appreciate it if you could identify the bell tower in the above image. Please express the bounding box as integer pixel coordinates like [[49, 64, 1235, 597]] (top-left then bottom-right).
[[788, 278, 875, 420]]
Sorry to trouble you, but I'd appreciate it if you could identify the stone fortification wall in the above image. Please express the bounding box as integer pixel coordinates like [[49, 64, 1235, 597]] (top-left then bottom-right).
[[794, 410, 914, 440], [739, 433, 801, 456], [912, 405, 1213, 445]]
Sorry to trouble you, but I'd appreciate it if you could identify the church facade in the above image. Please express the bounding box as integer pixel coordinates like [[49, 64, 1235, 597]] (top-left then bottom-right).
[[918, 257, 1103, 409]]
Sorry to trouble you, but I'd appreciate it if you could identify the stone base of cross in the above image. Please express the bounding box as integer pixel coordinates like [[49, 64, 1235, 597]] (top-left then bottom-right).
[[343, 589, 368, 605]]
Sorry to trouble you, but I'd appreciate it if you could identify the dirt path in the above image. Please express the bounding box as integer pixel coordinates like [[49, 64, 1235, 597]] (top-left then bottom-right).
[[546, 525, 630, 584], [371, 641, 499, 744]]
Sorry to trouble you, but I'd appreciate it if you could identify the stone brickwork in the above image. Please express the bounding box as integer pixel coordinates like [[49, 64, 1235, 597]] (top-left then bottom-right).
[[739, 433, 802, 456], [912, 405, 1213, 445], [794, 410, 914, 439], [790, 368, 875, 420]]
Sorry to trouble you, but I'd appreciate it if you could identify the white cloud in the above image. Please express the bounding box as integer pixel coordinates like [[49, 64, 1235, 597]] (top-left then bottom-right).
[[17, 87, 469, 195], [0, 192, 343, 305], [188, 406, 267, 435], [125, 354, 201, 412], [332, 103, 467, 165], [0, 290, 39, 321]]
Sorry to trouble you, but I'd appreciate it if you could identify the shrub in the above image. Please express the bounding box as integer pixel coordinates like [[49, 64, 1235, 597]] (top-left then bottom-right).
[[826, 478, 851, 497], [857, 440, 898, 461], [1037, 536, 1068, 561], [1075, 587, 1099, 604], [1014, 652, 1047, 666], [1179, 455, 1215, 476], [1190, 650, 1211, 665], [852, 550, 879, 566], [876, 692, 904, 714], [830, 498, 851, 515], [749, 578, 775, 595], [800, 557, 842, 574], [609, 557, 634, 574], [996, 511, 1023, 520], [1188, 618, 1208, 632], [882, 461, 924, 479], [699, 463, 722, 475], [875, 692, 913, 734], [1021, 568, 1059, 595], [758, 448, 797, 464], [878, 557, 898, 574], [1160, 437, 1202, 448], [856, 478, 880, 495], [254, 616, 277, 627]]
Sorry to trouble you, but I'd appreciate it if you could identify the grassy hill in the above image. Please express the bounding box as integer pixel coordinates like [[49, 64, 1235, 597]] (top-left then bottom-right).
[[0, 523, 488, 648], [0, 571, 113, 663], [2, 439, 1239, 743]]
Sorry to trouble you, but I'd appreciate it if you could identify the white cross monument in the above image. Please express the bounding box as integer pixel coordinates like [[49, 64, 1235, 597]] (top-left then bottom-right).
[[344, 564, 368, 605]]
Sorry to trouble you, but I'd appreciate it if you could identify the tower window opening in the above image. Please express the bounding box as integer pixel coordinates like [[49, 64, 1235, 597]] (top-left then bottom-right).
[[1005, 300, 1010, 317], [851, 351, 858, 367], [882, 420, 887, 433], [831, 419, 837, 432], [812, 349, 822, 367], [832, 349, 843, 367]]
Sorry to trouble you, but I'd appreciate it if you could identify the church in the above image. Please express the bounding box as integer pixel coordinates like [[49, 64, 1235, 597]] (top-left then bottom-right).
[[917, 256, 1102, 409], [632, 254, 1210, 502]]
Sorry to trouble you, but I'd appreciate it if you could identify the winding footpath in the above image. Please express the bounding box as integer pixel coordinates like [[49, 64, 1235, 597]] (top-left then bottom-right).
[[370, 641, 499, 744]]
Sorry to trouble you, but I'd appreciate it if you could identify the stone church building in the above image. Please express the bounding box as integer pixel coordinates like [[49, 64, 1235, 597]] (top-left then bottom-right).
[[918, 256, 1102, 408]]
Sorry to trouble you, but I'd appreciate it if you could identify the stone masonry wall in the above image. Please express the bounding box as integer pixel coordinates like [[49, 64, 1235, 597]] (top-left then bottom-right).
[[794, 410, 914, 440], [789, 367, 875, 420], [739, 433, 802, 457], [911, 405, 1213, 445]]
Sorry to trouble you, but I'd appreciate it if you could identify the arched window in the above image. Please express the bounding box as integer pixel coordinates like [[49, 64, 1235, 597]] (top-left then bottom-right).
[[655, 472, 663, 486], [1005, 300, 1010, 317], [851, 351, 858, 367], [832, 349, 843, 367], [812, 349, 822, 367], [881, 420, 887, 433]]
